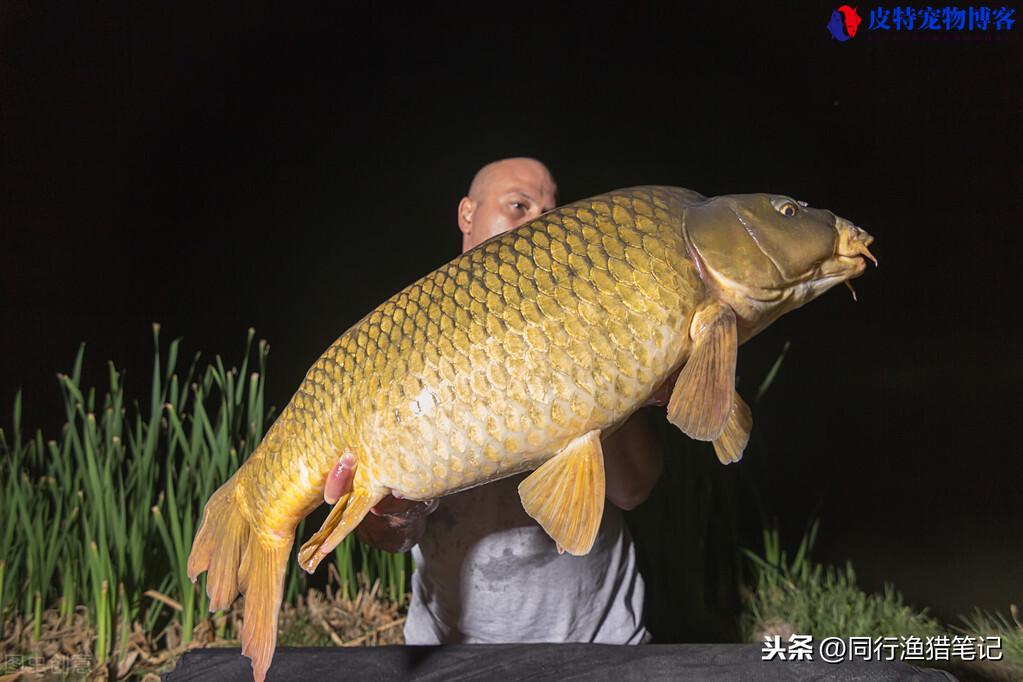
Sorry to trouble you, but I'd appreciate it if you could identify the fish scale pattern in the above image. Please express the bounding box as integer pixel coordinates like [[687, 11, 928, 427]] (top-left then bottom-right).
[[241, 186, 709, 532]]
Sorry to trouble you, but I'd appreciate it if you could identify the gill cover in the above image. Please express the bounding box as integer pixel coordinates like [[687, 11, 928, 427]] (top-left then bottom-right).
[[684, 194, 838, 293]]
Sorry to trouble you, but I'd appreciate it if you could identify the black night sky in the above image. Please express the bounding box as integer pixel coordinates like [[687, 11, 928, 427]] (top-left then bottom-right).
[[2, 3, 1020, 625]]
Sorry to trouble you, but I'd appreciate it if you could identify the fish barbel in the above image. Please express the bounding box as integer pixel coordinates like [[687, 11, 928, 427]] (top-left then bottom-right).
[[187, 186, 875, 680]]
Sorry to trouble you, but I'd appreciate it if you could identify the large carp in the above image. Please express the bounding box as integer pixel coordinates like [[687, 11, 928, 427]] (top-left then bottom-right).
[[188, 186, 875, 681]]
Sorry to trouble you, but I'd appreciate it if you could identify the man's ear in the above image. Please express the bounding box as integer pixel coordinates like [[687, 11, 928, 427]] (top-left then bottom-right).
[[457, 196, 474, 236]]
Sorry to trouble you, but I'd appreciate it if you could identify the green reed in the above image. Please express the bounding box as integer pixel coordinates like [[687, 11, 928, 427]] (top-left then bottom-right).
[[957, 605, 1023, 672], [740, 520, 942, 641], [0, 327, 413, 669]]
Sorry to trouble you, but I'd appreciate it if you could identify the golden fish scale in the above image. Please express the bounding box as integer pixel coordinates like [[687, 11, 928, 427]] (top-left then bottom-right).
[[237, 186, 707, 541]]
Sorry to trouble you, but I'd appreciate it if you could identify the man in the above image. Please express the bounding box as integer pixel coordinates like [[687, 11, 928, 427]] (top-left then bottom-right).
[[323, 157, 664, 644]]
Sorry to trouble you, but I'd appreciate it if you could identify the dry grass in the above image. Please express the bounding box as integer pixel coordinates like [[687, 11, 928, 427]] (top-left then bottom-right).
[[0, 570, 405, 680], [278, 568, 406, 648]]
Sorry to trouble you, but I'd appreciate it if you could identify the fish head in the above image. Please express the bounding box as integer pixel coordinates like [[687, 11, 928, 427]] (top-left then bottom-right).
[[683, 193, 876, 340]]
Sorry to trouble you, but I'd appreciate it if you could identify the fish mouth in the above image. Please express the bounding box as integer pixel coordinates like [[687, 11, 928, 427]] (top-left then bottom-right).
[[813, 217, 876, 300], [835, 218, 877, 267], [820, 218, 877, 281]]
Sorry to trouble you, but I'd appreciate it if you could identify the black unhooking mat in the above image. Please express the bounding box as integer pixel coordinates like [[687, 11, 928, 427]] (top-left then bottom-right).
[[164, 643, 957, 680]]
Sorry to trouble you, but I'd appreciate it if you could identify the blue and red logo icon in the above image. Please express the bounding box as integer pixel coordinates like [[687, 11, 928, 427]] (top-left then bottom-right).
[[827, 5, 863, 40]]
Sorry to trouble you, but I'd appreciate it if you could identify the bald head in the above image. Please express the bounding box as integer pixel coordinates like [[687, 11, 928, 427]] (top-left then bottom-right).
[[458, 158, 558, 253]]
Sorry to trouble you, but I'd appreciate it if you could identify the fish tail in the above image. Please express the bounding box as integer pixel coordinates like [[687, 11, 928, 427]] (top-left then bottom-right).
[[187, 475, 292, 682], [238, 534, 291, 682], [187, 475, 250, 610]]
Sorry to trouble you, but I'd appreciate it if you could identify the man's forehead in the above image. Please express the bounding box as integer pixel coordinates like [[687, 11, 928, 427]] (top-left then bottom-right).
[[483, 163, 556, 198]]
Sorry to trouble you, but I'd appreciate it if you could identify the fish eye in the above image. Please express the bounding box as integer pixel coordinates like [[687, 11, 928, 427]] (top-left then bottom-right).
[[771, 197, 799, 217]]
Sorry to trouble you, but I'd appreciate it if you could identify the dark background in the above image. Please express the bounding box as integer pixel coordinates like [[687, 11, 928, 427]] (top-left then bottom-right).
[[2, 3, 1020, 628]]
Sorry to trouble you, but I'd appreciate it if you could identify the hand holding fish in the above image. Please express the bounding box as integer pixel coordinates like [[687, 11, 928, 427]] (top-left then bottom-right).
[[323, 453, 356, 505], [323, 453, 437, 553]]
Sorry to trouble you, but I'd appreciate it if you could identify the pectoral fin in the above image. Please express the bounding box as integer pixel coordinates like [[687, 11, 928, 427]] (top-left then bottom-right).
[[712, 391, 752, 464], [518, 430, 605, 556], [297, 487, 384, 573], [666, 302, 738, 441]]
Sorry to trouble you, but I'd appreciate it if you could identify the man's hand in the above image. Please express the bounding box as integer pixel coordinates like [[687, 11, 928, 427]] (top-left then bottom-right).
[[324, 452, 356, 505], [355, 494, 438, 553], [602, 409, 665, 511], [601, 374, 674, 511], [322, 455, 436, 553]]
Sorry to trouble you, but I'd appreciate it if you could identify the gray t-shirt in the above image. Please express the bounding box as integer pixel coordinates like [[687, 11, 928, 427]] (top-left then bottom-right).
[[404, 473, 648, 644]]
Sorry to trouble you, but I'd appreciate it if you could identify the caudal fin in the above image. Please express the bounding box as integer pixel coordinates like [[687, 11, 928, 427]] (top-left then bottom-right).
[[187, 476, 250, 610], [187, 477, 292, 682], [237, 535, 291, 682]]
